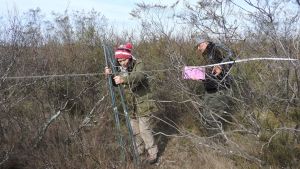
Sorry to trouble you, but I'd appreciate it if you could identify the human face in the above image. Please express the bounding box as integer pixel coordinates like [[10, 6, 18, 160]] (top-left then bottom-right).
[[197, 42, 208, 54], [117, 58, 130, 68]]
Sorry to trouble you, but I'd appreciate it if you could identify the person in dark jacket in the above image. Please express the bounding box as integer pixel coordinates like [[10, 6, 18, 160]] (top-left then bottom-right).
[[194, 35, 235, 136], [105, 43, 158, 164]]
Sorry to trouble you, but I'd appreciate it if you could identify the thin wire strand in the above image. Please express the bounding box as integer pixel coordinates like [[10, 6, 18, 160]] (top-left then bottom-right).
[[1, 57, 298, 80], [1, 73, 103, 80]]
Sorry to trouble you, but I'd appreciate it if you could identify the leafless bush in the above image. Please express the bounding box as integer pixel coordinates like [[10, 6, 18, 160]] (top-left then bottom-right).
[[1, 1, 300, 168], [130, 0, 300, 168], [0, 9, 128, 169]]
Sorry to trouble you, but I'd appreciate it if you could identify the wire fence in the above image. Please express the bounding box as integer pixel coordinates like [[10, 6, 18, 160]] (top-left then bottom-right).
[[1, 57, 298, 80]]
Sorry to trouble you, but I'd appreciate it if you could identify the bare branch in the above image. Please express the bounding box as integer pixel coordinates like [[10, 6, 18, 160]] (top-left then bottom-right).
[[34, 100, 69, 147]]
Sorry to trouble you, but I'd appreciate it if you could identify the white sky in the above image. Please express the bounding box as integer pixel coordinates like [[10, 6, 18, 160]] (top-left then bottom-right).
[[2, 0, 297, 35], [0, 0, 195, 31]]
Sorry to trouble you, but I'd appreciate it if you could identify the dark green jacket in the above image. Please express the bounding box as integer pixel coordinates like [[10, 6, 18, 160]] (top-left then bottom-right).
[[202, 42, 235, 92], [115, 59, 158, 117]]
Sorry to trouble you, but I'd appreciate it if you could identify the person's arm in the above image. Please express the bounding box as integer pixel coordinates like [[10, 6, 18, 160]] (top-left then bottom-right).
[[216, 44, 235, 72], [123, 61, 146, 84]]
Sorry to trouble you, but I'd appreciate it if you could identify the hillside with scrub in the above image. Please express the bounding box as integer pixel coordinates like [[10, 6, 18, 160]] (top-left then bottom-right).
[[1, 1, 300, 169]]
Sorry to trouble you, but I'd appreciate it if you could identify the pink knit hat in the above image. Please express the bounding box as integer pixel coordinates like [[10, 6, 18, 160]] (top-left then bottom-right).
[[115, 43, 133, 59]]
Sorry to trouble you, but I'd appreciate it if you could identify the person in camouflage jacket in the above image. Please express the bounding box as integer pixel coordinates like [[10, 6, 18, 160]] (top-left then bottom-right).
[[105, 43, 158, 164]]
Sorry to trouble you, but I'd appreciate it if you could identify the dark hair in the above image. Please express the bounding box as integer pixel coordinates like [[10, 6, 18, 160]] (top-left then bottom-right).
[[115, 58, 132, 64]]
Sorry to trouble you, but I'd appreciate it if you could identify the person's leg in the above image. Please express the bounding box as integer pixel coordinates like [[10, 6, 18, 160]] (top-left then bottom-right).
[[203, 90, 231, 133], [138, 116, 158, 163], [203, 92, 221, 132], [130, 118, 145, 155]]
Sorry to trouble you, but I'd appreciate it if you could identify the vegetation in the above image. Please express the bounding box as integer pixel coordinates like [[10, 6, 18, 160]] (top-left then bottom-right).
[[0, 1, 299, 168]]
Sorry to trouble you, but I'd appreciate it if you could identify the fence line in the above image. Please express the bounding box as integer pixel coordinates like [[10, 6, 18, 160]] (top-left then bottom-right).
[[0, 57, 298, 80]]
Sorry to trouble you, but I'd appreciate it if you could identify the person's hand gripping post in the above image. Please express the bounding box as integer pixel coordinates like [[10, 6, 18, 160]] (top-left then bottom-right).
[[104, 66, 124, 85]]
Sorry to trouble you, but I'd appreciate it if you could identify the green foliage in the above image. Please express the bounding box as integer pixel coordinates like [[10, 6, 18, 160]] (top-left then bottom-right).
[[290, 107, 300, 123], [262, 132, 298, 168], [0, 4, 300, 169]]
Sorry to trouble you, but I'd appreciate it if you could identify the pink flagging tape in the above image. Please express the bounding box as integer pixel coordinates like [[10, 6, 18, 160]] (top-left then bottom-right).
[[183, 66, 206, 80]]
